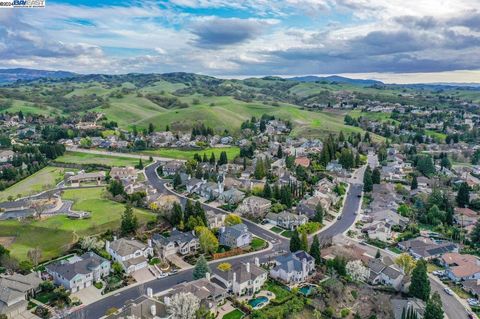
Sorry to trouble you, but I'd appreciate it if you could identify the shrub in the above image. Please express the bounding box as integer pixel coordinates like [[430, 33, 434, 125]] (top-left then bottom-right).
[[341, 308, 350, 317]]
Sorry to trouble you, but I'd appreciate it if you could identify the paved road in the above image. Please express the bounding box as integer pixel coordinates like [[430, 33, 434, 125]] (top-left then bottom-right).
[[67, 161, 364, 319]]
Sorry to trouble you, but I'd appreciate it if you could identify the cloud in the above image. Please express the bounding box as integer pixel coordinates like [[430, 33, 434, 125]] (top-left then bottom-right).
[[190, 17, 276, 48]]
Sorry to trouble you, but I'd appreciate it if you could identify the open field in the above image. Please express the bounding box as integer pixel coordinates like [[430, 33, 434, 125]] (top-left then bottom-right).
[[0, 166, 65, 201], [0, 187, 156, 262], [55, 151, 140, 167], [141, 146, 240, 161]]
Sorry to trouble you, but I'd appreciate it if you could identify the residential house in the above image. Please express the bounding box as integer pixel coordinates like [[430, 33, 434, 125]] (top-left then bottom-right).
[[454, 207, 478, 228], [0, 273, 42, 318], [367, 256, 405, 291], [218, 223, 252, 248], [398, 237, 458, 260], [294, 157, 310, 168], [45, 252, 110, 292], [65, 171, 106, 185], [269, 251, 315, 285], [234, 196, 272, 218], [152, 229, 199, 258], [165, 277, 226, 312], [362, 220, 392, 242], [326, 161, 343, 173], [110, 166, 137, 181], [106, 237, 153, 274], [0, 150, 14, 163], [265, 211, 308, 230], [163, 160, 184, 176], [218, 188, 245, 205], [106, 291, 171, 319], [212, 259, 267, 296], [441, 253, 480, 282], [206, 210, 226, 229]]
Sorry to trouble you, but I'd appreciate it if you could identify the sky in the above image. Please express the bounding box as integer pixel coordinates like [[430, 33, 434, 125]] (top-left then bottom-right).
[[1, 0, 480, 83]]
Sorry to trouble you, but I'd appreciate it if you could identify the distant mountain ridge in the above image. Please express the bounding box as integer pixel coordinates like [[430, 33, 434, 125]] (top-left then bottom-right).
[[0, 68, 76, 84], [287, 75, 384, 86]]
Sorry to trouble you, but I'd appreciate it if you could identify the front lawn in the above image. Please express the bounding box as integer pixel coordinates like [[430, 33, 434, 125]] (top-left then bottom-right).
[[223, 309, 244, 319], [35, 291, 56, 304], [270, 226, 283, 234], [281, 230, 294, 238], [250, 237, 267, 251], [0, 166, 65, 201]]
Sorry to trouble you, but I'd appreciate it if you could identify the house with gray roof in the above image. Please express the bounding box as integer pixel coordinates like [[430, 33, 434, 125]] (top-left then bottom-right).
[[235, 196, 272, 218], [398, 237, 458, 260], [106, 237, 153, 274], [45, 252, 110, 292], [212, 259, 267, 296], [265, 211, 308, 230], [0, 273, 42, 318], [218, 223, 252, 248], [106, 291, 171, 319], [218, 188, 245, 205], [367, 256, 404, 291], [152, 229, 199, 258], [269, 251, 315, 285]]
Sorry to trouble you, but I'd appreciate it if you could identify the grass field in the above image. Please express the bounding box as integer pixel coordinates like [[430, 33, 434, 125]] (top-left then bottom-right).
[[0, 188, 156, 261], [222, 309, 244, 319], [0, 166, 65, 201], [55, 151, 139, 167], [141, 146, 240, 161]]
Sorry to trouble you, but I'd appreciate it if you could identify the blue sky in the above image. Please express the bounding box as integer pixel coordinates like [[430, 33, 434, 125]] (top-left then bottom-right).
[[1, 0, 479, 83]]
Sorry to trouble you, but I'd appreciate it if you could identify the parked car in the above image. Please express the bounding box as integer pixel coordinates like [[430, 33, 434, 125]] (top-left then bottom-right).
[[467, 298, 479, 306], [337, 215, 343, 220], [444, 288, 454, 295], [157, 272, 168, 279], [432, 270, 445, 276]]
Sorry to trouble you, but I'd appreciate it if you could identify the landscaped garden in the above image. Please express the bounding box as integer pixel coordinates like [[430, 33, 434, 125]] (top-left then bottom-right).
[[223, 309, 245, 319], [250, 237, 267, 251]]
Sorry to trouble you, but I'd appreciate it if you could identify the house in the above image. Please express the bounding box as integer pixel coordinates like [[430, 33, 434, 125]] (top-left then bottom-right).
[[0, 150, 14, 163], [106, 237, 153, 274], [45, 252, 110, 292], [152, 229, 199, 258], [106, 291, 171, 319], [65, 171, 106, 185], [441, 253, 480, 282], [218, 223, 252, 248], [110, 166, 137, 181], [212, 259, 267, 296], [218, 188, 245, 205], [0, 273, 42, 318], [165, 277, 226, 312], [294, 157, 310, 168], [391, 298, 425, 319], [235, 196, 272, 218], [269, 251, 315, 285], [163, 160, 184, 176], [454, 207, 478, 227], [186, 178, 204, 193], [362, 220, 392, 242], [367, 256, 404, 291], [206, 210, 226, 229], [265, 211, 308, 230], [326, 161, 343, 173], [462, 279, 480, 297], [398, 237, 458, 260]]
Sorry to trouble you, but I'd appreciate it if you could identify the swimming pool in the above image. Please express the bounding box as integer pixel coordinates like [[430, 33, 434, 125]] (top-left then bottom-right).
[[299, 284, 315, 296], [248, 296, 268, 308]]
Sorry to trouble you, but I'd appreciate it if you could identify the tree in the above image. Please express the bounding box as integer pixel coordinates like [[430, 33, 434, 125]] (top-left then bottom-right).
[[300, 231, 308, 252], [167, 292, 200, 319], [193, 255, 210, 280], [395, 253, 416, 276], [416, 155, 435, 177], [375, 249, 381, 259], [120, 205, 138, 236], [411, 175, 418, 190], [27, 248, 42, 267], [173, 173, 182, 189], [225, 214, 242, 226], [372, 167, 381, 184], [254, 158, 265, 179], [409, 259, 430, 301], [217, 263, 231, 272], [80, 237, 104, 251], [209, 152, 216, 165], [108, 179, 125, 197], [346, 260, 369, 282], [197, 227, 218, 255], [471, 222, 480, 247], [277, 145, 283, 158], [363, 165, 373, 192], [263, 183, 272, 199], [309, 235, 322, 265], [218, 151, 228, 166], [424, 292, 444, 319], [456, 182, 470, 208], [136, 158, 144, 169], [148, 123, 155, 134], [313, 204, 324, 224], [290, 230, 302, 252]]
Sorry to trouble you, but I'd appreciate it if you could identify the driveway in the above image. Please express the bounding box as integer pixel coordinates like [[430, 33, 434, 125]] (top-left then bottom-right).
[[167, 254, 193, 269], [132, 268, 156, 283], [72, 285, 103, 306]]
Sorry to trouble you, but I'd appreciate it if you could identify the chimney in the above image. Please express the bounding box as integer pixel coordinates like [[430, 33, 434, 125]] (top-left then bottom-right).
[[147, 239, 152, 248], [113, 235, 117, 241], [150, 305, 156, 316], [147, 287, 153, 298], [105, 240, 110, 251], [206, 272, 211, 281], [302, 258, 307, 274], [232, 272, 236, 284], [254, 257, 260, 267], [246, 262, 250, 273]]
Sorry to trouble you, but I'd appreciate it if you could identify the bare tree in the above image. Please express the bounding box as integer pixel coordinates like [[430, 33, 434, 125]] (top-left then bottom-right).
[[27, 248, 42, 267], [167, 292, 200, 319]]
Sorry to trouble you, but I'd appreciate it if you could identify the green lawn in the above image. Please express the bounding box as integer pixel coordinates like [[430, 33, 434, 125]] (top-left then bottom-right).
[[270, 226, 283, 234], [55, 151, 139, 167], [0, 188, 156, 262], [281, 230, 294, 238], [250, 237, 267, 251], [264, 281, 293, 303], [0, 166, 65, 201], [222, 309, 244, 319], [141, 147, 240, 161]]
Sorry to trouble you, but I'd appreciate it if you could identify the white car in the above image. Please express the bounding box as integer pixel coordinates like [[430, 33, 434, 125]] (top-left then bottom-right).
[[157, 272, 168, 279], [467, 298, 479, 306], [444, 288, 454, 296]]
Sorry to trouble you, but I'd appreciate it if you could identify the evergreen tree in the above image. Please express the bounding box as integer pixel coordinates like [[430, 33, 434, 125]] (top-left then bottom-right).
[[277, 145, 283, 159], [120, 205, 138, 236], [209, 152, 216, 165], [136, 158, 144, 169], [300, 231, 308, 252], [424, 292, 444, 319], [313, 204, 324, 224], [372, 167, 381, 184], [290, 230, 302, 252], [254, 158, 265, 179], [456, 182, 470, 208], [193, 255, 211, 280], [375, 249, 381, 259], [108, 179, 125, 197], [173, 173, 182, 189], [411, 174, 418, 190], [363, 165, 373, 192], [171, 202, 184, 226], [263, 183, 272, 199], [310, 235, 322, 265], [218, 151, 228, 166], [471, 222, 480, 247], [184, 200, 194, 223], [409, 259, 430, 301], [194, 201, 207, 225], [148, 123, 155, 134]]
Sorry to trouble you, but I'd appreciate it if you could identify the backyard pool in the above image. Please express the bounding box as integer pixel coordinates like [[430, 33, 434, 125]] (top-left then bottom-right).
[[248, 296, 269, 309], [299, 284, 316, 296]]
